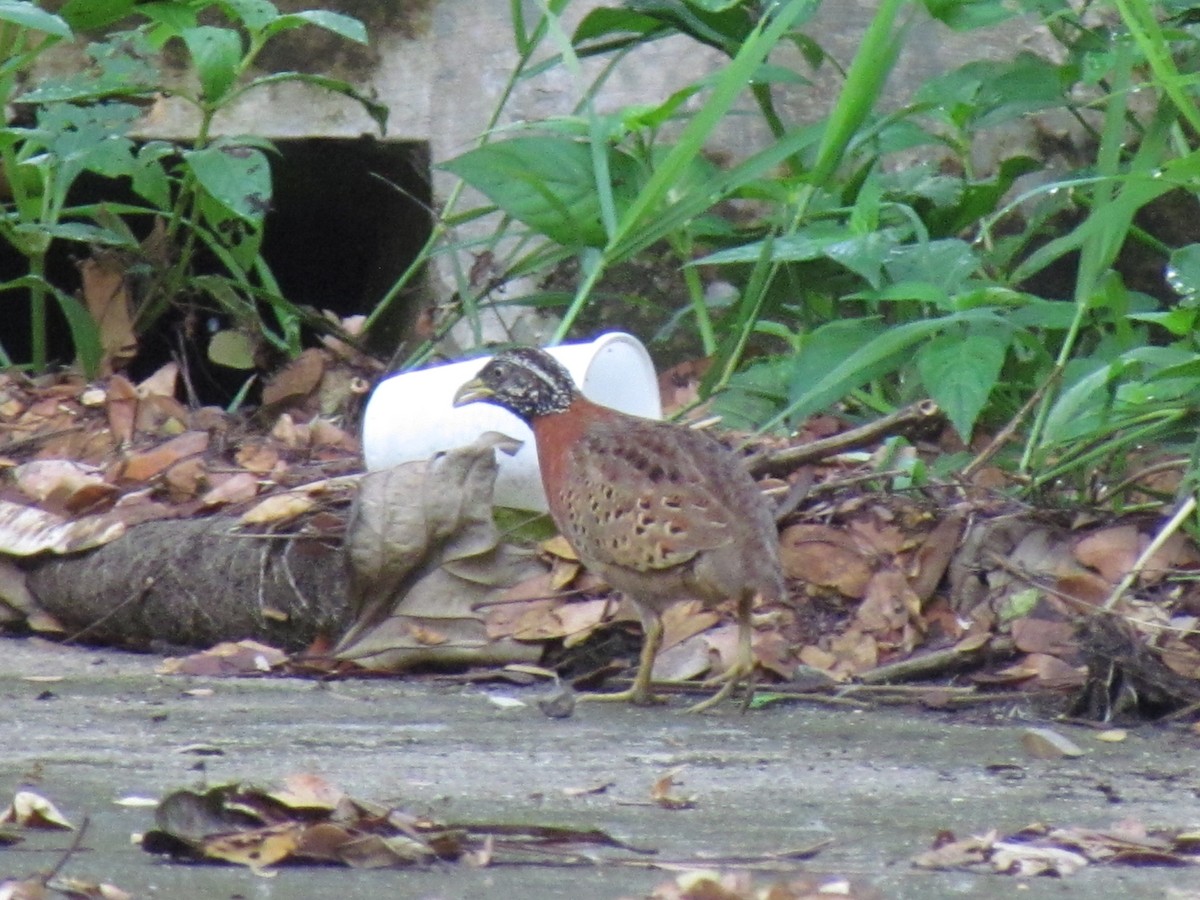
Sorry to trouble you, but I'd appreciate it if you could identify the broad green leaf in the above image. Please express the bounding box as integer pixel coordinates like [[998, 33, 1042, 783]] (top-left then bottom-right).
[[1166, 243, 1200, 299], [917, 54, 1070, 130], [131, 141, 175, 208], [263, 10, 367, 44], [572, 8, 664, 49], [1040, 358, 1115, 446], [208, 329, 257, 369], [21, 32, 158, 102], [916, 331, 1009, 439], [823, 231, 898, 288], [711, 357, 791, 431], [883, 239, 980, 293], [181, 26, 243, 103], [185, 142, 271, 223], [219, 0, 278, 32], [923, 0, 1017, 30], [766, 310, 1000, 432], [0, 1, 71, 37], [696, 222, 852, 265], [59, 0, 134, 31], [238, 72, 388, 134], [16, 221, 135, 246], [442, 136, 642, 248], [135, 1, 198, 41]]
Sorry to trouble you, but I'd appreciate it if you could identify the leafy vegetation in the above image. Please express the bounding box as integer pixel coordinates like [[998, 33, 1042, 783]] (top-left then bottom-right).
[[0, 0, 383, 378], [413, 0, 1200, 508]]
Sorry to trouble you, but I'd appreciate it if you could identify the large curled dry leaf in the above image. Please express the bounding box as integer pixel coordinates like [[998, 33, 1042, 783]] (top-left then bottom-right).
[[334, 432, 545, 670], [0, 498, 125, 555]]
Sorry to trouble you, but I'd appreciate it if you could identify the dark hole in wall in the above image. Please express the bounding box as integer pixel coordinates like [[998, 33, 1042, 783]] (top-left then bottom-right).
[[0, 136, 431, 404]]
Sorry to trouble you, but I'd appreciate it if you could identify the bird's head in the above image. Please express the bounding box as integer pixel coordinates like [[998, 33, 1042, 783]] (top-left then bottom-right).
[[452, 347, 577, 422]]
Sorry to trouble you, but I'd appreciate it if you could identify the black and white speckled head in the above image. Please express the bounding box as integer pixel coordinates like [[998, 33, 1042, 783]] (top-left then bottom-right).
[[452, 347, 578, 421]]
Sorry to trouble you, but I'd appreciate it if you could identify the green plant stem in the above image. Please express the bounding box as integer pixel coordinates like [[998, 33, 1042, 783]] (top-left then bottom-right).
[[365, 0, 569, 355]]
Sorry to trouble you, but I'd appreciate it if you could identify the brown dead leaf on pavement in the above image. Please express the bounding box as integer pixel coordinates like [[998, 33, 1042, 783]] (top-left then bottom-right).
[[649, 767, 696, 811], [0, 791, 73, 831], [158, 640, 288, 677], [141, 778, 653, 870], [914, 819, 1200, 876]]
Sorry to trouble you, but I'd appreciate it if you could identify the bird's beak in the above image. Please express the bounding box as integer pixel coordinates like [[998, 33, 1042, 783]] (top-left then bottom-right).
[[453, 377, 494, 407]]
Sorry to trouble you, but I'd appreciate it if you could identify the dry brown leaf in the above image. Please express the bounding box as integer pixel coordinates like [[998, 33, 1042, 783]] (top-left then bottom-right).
[[235, 442, 280, 474], [540, 535, 577, 560], [827, 627, 879, 675], [848, 510, 908, 555], [333, 432, 543, 671], [121, 431, 209, 482], [103, 374, 138, 448], [0, 791, 73, 830], [650, 767, 696, 810], [262, 348, 325, 408], [241, 492, 316, 526], [779, 523, 873, 598], [909, 512, 965, 601], [0, 499, 125, 555], [200, 472, 260, 508], [309, 418, 357, 451], [1021, 727, 1085, 759], [78, 253, 137, 374], [1010, 617, 1078, 657], [206, 824, 300, 870], [856, 570, 921, 635], [270, 775, 346, 812], [137, 361, 179, 398], [158, 640, 287, 677], [1074, 525, 1142, 584]]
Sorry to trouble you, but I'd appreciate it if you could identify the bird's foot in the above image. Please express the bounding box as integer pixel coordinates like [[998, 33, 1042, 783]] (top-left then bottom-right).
[[577, 687, 667, 706], [684, 662, 757, 714]]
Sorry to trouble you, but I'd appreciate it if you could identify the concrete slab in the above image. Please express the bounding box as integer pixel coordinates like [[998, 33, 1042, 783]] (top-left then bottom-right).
[[1, 638, 1195, 898]]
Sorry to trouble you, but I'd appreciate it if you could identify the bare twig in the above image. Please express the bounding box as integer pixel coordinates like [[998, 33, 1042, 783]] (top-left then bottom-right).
[[962, 369, 1060, 481], [745, 400, 945, 477], [1102, 494, 1197, 611]]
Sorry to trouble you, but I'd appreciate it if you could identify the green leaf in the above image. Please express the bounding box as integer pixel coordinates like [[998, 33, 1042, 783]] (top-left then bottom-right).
[[180, 26, 243, 103], [573, 8, 666, 48], [131, 141, 175, 208], [237, 72, 388, 134], [764, 310, 1000, 432], [262, 10, 367, 44], [207, 329, 257, 369], [59, 0, 135, 31], [442, 136, 642, 248], [883, 239, 980, 293], [20, 32, 159, 103], [916, 331, 1009, 440], [134, 1, 198, 39], [185, 142, 271, 223], [219, 0, 279, 33], [18, 221, 136, 246], [1166, 243, 1200, 299], [0, 1, 71, 37], [923, 0, 1017, 30], [57, 291, 103, 377], [823, 231, 899, 288], [696, 222, 853, 264]]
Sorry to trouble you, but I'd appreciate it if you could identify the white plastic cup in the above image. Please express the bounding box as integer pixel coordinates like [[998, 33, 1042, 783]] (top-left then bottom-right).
[[361, 332, 662, 511]]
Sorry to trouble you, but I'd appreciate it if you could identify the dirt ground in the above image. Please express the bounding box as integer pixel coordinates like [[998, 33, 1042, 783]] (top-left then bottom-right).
[[2, 638, 1199, 899]]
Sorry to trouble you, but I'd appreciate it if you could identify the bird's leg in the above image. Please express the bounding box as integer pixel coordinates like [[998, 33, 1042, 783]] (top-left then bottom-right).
[[685, 592, 757, 714], [578, 609, 666, 705]]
